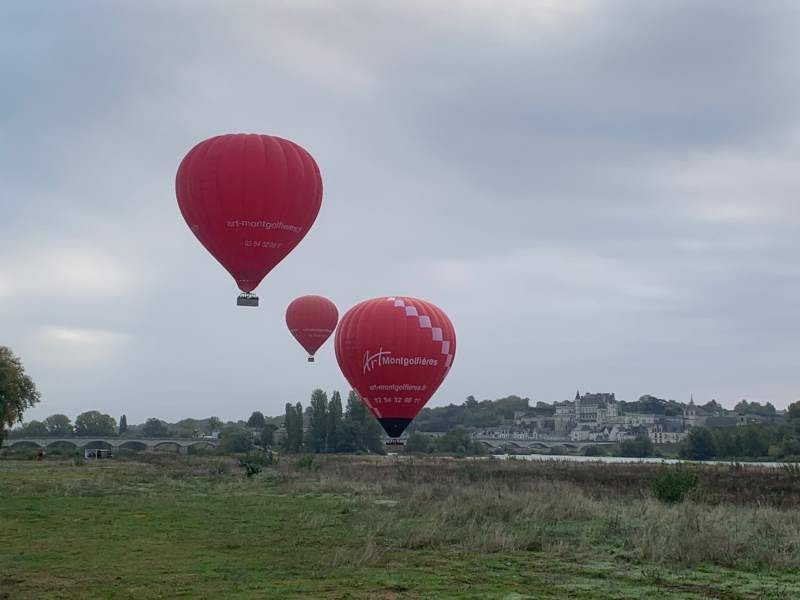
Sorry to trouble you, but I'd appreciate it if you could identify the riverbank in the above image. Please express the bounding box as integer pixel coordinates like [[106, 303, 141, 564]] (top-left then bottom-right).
[[2, 454, 799, 598]]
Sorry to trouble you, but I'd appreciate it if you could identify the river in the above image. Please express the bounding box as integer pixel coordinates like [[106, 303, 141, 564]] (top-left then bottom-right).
[[493, 453, 795, 469]]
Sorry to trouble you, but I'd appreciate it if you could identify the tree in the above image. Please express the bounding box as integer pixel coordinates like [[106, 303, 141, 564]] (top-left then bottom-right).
[[206, 417, 222, 434], [327, 391, 344, 452], [682, 427, 717, 460], [142, 418, 170, 438], [0, 346, 41, 440], [433, 428, 485, 455], [219, 427, 254, 453], [246, 411, 266, 429], [344, 391, 383, 453], [21, 420, 48, 436], [619, 435, 655, 458], [405, 432, 433, 453], [119, 414, 128, 435], [260, 424, 277, 448], [788, 401, 800, 422], [283, 403, 296, 451], [45, 414, 73, 436], [74, 411, 117, 437], [740, 426, 769, 458], [283, 403, 303, 452], [294, 402, 304, 451], [308, 389, 329, 452]]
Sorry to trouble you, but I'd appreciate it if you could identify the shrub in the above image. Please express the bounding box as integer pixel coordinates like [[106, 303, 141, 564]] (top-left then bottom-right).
[[242, 450, 276, 467], [239, 459, 262, 478], [652, 468, 698, 504], [207, 459, 231, 478]]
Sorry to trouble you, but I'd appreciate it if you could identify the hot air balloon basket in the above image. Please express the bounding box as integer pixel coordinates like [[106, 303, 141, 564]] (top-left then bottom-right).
[[236, 293, 259, 307]]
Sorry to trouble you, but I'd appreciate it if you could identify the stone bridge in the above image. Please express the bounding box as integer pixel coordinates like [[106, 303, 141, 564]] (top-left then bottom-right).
[[2, 436, 219, 454], [474, 437, 616, 452]]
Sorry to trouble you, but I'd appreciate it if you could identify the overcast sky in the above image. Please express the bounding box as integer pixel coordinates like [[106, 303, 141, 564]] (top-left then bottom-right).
[[2, 1, 799, 424]]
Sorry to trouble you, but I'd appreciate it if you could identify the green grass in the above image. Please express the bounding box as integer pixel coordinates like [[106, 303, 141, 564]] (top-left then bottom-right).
[[1, 455, 799, 599]]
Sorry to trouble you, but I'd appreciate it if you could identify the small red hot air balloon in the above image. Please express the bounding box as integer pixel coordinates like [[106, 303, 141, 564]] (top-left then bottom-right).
[[176, 134, 322, 306], [286, 295, 339, 362], [334, 296, 456, 437]]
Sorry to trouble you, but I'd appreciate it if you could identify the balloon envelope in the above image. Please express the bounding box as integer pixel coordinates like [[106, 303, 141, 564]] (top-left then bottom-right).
[[176, 134, 322, 294], [286, 295, 339, 360], [334, 296, 456, 437]]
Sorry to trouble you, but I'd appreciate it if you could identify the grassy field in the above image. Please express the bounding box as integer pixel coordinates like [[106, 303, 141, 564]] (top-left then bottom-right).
[[2, 454, 800, 599]]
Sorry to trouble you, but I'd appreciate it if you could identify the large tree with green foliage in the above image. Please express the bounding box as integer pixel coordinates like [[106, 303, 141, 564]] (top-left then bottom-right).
[[405, 432, 433, 453], [142, 418, 171, 437], [247, 411, 266, 429], [283, 403, 303, 452], [74, 411, 117, 437], [21, 420, 48, 436], [433, 428, 486, 455], [342, 391, 383, 453], [308, 389, 329, 452], [294, 402, 304, 451], [682, 427, 717, 460], [260, 423, 277, 448], [0, 346, 41, 440], [45, 414, 73, 436], [619, 435, 655, 458], [327, 391, 344, 452], [119, 414, 128, 435], [206, 417, 223, 434], [219, 427, 254, 453]]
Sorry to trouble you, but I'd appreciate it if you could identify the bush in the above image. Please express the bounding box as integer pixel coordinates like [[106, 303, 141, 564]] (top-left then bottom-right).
[[652, 468, 698, 504], [207, 459, 231, 478], [241, 450, 276, 467], [238, 459, 262, 478]]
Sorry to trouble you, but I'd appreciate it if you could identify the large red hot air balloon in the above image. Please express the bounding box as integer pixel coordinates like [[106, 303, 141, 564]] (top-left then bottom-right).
[[334, 296, 456, 437], [286, 295, 339, 362], [176, 134, 322, 306]]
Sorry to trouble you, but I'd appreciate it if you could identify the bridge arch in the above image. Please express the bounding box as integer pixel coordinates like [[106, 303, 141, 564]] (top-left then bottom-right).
[[153, 441, 181, 452], [84, 440, 114, 450], [46, 440, 78, 451], [7, 440, 42, 449], [119, 441, 148, 452]]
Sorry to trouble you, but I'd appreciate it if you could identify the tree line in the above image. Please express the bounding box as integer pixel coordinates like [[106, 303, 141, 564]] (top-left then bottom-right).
[[281, 389, 384, 454], [681, 413, 800, 461]]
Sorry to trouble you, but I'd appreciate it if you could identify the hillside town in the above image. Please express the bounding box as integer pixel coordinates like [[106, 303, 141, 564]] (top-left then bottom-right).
[[470, 391, 786, 446]]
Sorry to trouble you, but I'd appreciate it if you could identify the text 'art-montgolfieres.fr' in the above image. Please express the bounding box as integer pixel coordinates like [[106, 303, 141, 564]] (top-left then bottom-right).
[[176, 133, 322, 306], [334, 296, 456, 438]]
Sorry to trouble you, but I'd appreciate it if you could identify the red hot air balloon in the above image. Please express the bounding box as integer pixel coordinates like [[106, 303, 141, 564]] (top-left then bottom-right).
[[335, 296, 456, 437], [286, 295, 339, 362], [176, 134, 323, 306]]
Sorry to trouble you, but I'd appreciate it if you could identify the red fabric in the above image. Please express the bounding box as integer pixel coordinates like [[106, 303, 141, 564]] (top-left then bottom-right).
[[176, 134, 322, 293], [286, 295, 339, 357], [335, 296, 456, 421]]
